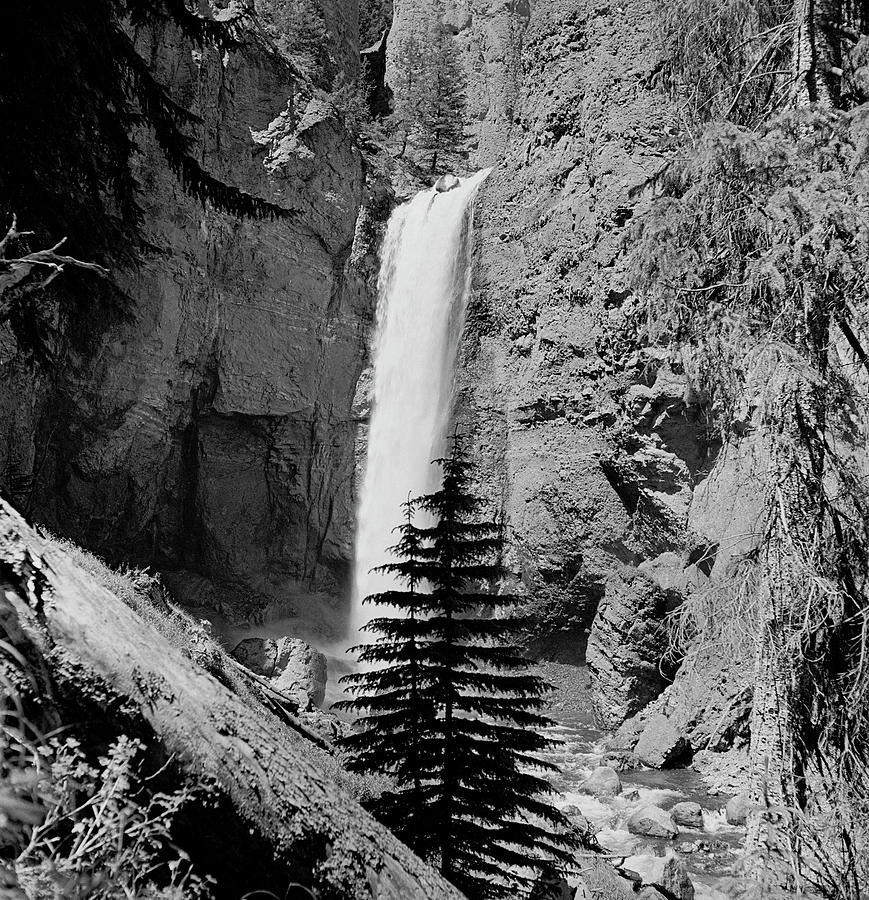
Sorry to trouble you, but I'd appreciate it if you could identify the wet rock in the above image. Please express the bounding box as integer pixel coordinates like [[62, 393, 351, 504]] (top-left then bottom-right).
[[627, 805, 678, 839], [662, 855, 695, 900], [232, 636, 328, 708], [579, 765, 622, 798], [617, 868, 643, 887], [725, 791, 752, 825], [434, 173, 461, 193], [634, 712, 691, 768], [676, 840, 696, 854], [670, 801, 704, 830], [621, 789, 640, 802]]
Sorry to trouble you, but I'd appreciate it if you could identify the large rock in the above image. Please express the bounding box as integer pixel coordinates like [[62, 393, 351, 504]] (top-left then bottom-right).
[[634, 712, 691, 768], [726, 791, 752, 826], [578, 766, 622, 798], [662, 856, 695, 900], [233, 636, 328, 708], [586, 569, 672, 728], [670, 801, 704, 830], [616, 641, 752, 763], [627, 806, 678, 839]]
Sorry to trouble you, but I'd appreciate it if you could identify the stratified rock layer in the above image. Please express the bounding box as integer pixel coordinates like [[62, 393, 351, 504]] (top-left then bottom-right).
[[0, 7, 374, 626]]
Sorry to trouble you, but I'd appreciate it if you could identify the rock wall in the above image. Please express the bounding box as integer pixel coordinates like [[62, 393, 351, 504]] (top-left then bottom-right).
[[388, 0, 746, 733], [0, 6, 375, 627]]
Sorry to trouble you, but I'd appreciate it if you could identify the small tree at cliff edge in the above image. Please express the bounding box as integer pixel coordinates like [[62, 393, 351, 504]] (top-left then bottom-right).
[[338, 438, 579, 900]]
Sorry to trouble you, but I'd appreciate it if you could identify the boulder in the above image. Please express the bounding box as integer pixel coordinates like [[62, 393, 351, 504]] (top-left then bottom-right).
[[232, 636, 328, 708], [579, 766, 622, 797], [662, 856, 695, 900], [670, 801, 704, 829], [434, 173, 460, 192], [725, 791, 752, 825], [272, 638, 328, 707], [627, 805, 678, 839], [634, 713, 690, 768]]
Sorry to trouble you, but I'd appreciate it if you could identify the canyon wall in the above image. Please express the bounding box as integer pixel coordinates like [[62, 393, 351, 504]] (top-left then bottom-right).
[[0, 3, 375, 630], [389, 0, 753, 742], [0, 0, 753, 752]]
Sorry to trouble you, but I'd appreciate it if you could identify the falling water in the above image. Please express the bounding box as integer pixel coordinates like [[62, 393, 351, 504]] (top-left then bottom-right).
[[350, 169, 491, 639]]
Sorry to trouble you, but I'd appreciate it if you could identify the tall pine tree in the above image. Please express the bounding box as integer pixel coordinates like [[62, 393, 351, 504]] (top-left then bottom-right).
[[339, 440, 579, 900], [387, 1, 467, 173], [338, 498, 440, 857]]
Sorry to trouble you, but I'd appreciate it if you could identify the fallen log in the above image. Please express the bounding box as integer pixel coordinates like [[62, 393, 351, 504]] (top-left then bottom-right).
[[0, 498, 465, 900]]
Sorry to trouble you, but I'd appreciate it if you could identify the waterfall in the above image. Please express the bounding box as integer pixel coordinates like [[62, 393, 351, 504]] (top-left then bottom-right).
[[350, 169, 491, 639]]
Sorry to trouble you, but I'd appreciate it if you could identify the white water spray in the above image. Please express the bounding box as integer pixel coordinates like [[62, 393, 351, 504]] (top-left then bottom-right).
[[350, 169, 491, 639]]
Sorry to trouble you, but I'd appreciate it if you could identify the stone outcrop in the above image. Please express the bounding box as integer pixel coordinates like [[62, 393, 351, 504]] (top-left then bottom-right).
[[0, 6, 376, 628], [578, 765, 621, 798], [385, 0, 753, 738], [586, 568, 673, 729]]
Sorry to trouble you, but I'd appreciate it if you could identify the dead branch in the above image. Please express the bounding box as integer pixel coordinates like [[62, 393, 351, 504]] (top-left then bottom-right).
[[0, 216, 108, 317]]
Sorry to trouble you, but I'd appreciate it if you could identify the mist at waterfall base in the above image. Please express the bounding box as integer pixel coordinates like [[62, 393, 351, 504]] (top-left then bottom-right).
[[349, 169, 491, 643]]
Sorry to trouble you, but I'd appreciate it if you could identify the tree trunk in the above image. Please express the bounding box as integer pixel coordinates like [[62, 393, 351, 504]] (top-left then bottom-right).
[[745, 396, 810, 882], [0, 498, 467, 900], [791, 0, 842, 106]]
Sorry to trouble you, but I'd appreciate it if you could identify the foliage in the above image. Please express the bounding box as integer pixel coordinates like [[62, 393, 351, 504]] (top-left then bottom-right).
[[1, 667, 211, 899], [338, 441, 579, 900], [360, 0, 393, 48], [630, 105, 869, 419], [631, 104, 869, 898], [652, 0, 793, 127], [254, 0, 332, 84], [388, 3, 468, 174], [0, 0, 289, 274]]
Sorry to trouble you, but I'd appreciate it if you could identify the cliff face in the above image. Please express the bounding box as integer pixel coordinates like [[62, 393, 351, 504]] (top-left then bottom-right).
[[0, 5, 374, 627], [390, 0, 743, 732]]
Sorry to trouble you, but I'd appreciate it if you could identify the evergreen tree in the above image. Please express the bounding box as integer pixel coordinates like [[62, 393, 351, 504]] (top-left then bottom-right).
[[0, 0, 290, 268], [387, 2, 467, 173], [389, 31, 427, 158], [339, 440, 578, 900], [337, 498, 440, 856], [415, 23, 468, 174]]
